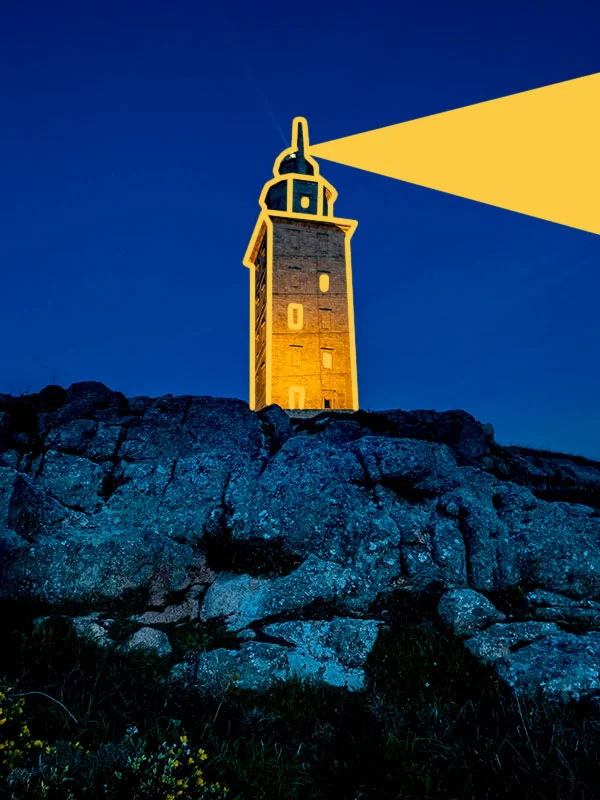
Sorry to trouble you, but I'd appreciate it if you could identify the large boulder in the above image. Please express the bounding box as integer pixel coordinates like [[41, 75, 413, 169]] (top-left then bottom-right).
[[124, 626, 173, 658], [379, 409, 496, 467], [493, 445, 600, 510], [0, 522, 212, 607], [32, 450, 110, 514], [524, 589, 600, 626], [170, 617, 380, 692], [494, 631, 600, 702], [48, 381, 128, 426], [71, 613, 114, 647], [492, 483, 600, 598], [0, 389, 267, 608], [438, 588, 505, 638], [464, 621, 562, 664], [200, 556, 355, 631], [464, 621, 600, 702]]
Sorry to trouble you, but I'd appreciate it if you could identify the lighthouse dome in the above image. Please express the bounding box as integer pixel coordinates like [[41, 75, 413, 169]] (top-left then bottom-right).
[[279, 152, 315, 175]]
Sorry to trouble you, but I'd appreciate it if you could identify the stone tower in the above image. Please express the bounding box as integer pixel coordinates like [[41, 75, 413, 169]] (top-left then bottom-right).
[[244, 117, 359, 412]]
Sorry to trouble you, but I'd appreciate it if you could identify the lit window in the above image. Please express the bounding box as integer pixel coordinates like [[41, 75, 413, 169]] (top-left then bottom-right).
[[288, 303, 304, 330], [319, 273, 330, 293], [322, 350, 332, 369], [289, 386, 305, 410]]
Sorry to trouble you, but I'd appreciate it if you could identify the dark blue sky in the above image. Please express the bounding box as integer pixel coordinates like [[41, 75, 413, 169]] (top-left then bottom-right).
[[2, 0, 599, 457]]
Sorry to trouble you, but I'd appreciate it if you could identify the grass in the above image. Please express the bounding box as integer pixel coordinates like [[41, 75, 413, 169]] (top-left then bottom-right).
[[1, 595, 600, 799]]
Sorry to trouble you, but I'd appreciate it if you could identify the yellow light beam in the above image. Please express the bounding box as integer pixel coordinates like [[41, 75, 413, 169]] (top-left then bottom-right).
[[310, 73, 600, 236]]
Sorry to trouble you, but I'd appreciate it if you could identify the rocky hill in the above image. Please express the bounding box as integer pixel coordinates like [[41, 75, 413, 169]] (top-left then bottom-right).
[[2, 381, 600, 703]]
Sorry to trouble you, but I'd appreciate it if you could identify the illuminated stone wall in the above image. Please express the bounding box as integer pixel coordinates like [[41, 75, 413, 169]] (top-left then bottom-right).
[[269, 218, 354, 411], [253, 235, 268, 410]]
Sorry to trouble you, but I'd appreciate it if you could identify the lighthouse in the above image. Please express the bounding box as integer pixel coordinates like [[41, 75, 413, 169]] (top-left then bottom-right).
[[243, 117, 359, 413]]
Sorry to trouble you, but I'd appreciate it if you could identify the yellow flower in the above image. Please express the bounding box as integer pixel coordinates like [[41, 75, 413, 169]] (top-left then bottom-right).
[[187, 757, 194, 765], [33, 740, 43, 748], [196, 777, 204, 787], [176, 780, 183, 787], [166, 795, 175, 800], [45, 746, 51, 753], [179, 734, 187, 744], [172, 759, 179, 767], [0, 719, 6, 726]]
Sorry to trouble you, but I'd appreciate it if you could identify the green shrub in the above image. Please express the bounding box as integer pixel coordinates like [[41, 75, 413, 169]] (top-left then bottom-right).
[[0, 681, 230, 800]]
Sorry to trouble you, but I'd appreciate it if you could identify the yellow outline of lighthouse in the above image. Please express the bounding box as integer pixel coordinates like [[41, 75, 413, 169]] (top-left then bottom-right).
[[244, 117, 359, 412]]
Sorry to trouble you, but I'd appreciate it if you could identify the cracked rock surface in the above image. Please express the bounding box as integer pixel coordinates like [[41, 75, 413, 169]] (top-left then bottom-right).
[[2, 381, 600, 698], [169, 617, 381, 692]]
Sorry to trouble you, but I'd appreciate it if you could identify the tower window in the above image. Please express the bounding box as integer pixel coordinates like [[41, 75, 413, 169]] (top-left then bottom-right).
[[319, 308, 332, 330], [290, 345, 302, 366], [317, 231, 329, 255], [288, 265, 302, 289], [322, 390, 336, 409], [319, 272, 330, 293], [265, 181, 287, 211], [289, 386, 306, 410], [292, 180, 317, 214], [322, 350, 333, 370], [288, 303, 304, 330]]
